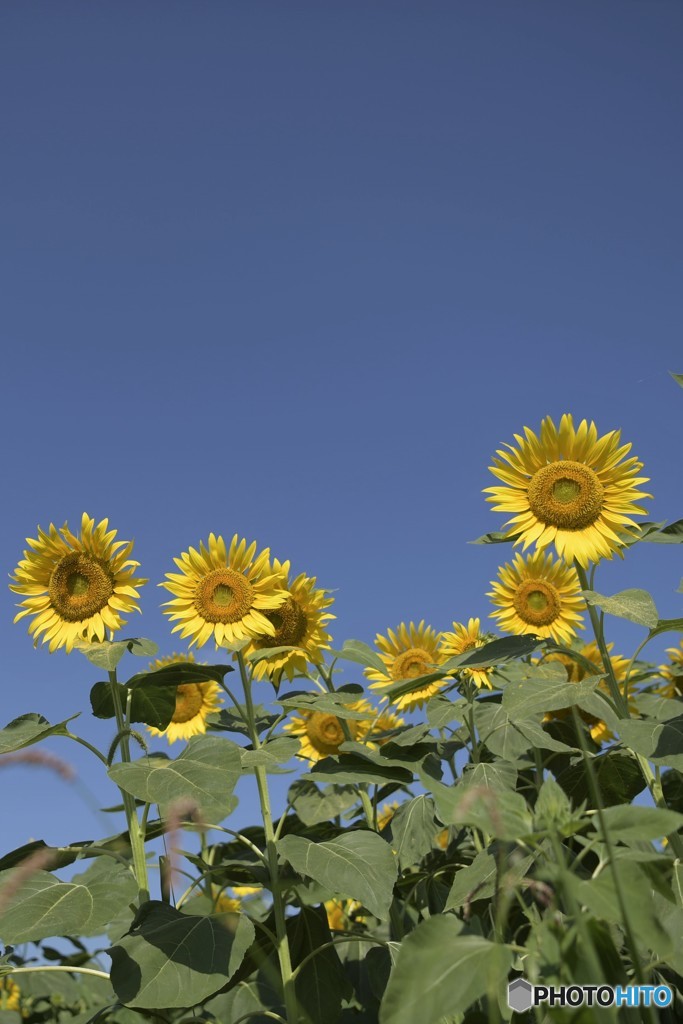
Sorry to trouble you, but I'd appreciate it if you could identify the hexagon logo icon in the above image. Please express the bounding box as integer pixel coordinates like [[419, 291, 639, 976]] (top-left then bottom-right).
[[508, 978, 533, 1013]]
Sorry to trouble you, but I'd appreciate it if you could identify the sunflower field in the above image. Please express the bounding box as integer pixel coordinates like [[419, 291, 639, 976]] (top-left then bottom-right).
[[2, 410, 683, 1024]]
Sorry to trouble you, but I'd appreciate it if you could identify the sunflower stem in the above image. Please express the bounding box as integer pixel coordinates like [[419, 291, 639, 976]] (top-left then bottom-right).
[[237, 652, 300, 1024], [108, 670, 150, 904], [575, 564, 683, 859]]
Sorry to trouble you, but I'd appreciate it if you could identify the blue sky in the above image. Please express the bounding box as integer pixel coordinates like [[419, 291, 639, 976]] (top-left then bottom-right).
[[1, 2, 681, 867]]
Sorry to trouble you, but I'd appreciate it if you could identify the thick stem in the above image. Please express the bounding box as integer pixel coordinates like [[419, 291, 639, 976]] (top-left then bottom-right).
[[238, 653, 299, 1024], [108, 670, 149, 903]]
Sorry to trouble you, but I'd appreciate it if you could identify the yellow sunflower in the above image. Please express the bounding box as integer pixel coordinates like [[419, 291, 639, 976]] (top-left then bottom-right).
[[484, 414, 651, 567], [360, 706, 405, 744], [365, 621, 446, 711], [0, 976, 20, 1012], [284, 700, 373, 762], [376, 801, 400, 831], [439, 618, 494, 689], [245, 559, 335, 682], [161, 534, 287, 648], [10, 513, 146, 653], [488, 551, 585, 645], [656, 640, 683, 699], [325, 898, 365, 931], [146, 653, 223, 744], [541, 640, 630, 743]]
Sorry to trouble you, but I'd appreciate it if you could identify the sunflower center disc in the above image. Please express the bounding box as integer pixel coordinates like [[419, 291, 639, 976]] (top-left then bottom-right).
[[48, 553, 114, 622], [513, 580, 561, 626], [527, 460, 604, 530], [259, 598, 308, 648], [305, 712, 356, 755], [172, 683, 205, 723], [391, 647, 432, 680], [195, 568, 255, 624]]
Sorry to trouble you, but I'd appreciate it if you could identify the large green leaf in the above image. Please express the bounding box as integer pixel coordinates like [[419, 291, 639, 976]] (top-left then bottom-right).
[[277, 686, 369, 719], [278, 831, 397, 920], [304, 752, 413, 786], [90, 681, 177, 730], [378, 915, 512, 1024], [501, 675, 605, 719], [329, 640, 387, 673], [419, 771, 533, 841], [582, 589, 659, 629], [241, 736, 300, 771], [289, 906, 351, 1024], [557, 750, 646, 807], [389, 796, 437, 868], [125, 662, 234, 689], [573, 863, 674, 958], [288, 780, 359, 826], [0, 713, 79, 754], [0, 861, 136, 943], [619, 715, 683, 771], [75, 638, 159, 670], [109, 735, 242, 821], [108, 900, 254, 1009], [474, 703, 575, 760], [592, 804, 683, 841]]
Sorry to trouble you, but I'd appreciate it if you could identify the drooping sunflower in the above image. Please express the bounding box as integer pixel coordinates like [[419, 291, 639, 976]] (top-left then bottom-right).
[[484, 414, 651, 567], [146, 653, 223, 744], [161, 534, 287, 648], [245, 559, 335, 682], [439, 617, 494, 689], [284, 699, 373, 762], [655, 640, 683, 700], [540, 640, 630, 743], [0, 976, 20, 1012], [488, 551, 585, 645], [10, 513, 146, 653], [365, 621, 446, 711]]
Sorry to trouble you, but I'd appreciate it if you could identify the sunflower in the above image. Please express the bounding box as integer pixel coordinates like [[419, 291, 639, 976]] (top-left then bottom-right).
[[656, 640, 683, 699], [365, 621, 446, 711], [146, 653, 223, 744], [488, 551, 585, 645], [360, 706, 405, 744], [284, 699, 373, 762], [245, 559, 335, 682], [161, 534, 287, 648], [325, 898, 365, 931], [0, 976, 20, 1012], [376, 801, 400, 831], [484, 414, 651, 567], [10, 513, 146, 653], [439, 618, 494, 689], [541, 640, 630, 743]]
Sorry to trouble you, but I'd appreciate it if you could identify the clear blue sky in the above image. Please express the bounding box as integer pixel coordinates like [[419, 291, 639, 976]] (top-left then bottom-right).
[[1, 2, 681, 866]]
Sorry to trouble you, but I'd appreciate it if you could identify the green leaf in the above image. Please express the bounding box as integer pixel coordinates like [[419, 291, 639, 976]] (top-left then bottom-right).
[[669, 370, 683, 388], [446, 852, 497, 910], [462, 761, 518, 792], [425, 694, 464, 729], [593, 805, 683, 841], [75, 638, 159, 670], [419, 770, 533, 840], [276, 686, 369, 719], [0, 713, 79, 754], [573, 863, 674, 958], [582, 589, 659, 629], [304, 752, 414, 786], [389, 796, 437, 868], [637, 518, 683, 544], [647, 617, 683, 641], [288, 780, 359, 826], [378, 915, 512, 1024], [619, 715, 683, 771], [0, 862, 136, 943], [246, 645, 300, 664], [557, 750, 646, 808], [125, 662, 234, 689], [534, 778, 574, 831], [474, 703, 575, 760], [289, 906, 351, 1024], [329, 640, 387, 674], [278, 831, 398, 920], [108, 900, 254, 1009], [469, 529, 517, 545], [241, 736, 300, 770], [502, 675, 604, 719], [109, 735, 242, 821]]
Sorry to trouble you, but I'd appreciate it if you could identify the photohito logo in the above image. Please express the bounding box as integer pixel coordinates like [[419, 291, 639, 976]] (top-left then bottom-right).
[[507, 978, 672, 1013]]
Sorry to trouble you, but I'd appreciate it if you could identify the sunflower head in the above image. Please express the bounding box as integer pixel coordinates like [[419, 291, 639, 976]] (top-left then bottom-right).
[[284, 700, 372, 762], [376, 801, 400, 831], [484, 415, 651, 567], [146, 653, 223, 744], [10, 513, 146, 653], [365, 621, 446, 711], [439, 617, 494, 689], [325, 898, 366, 931], [540, 640, 629, 743], [245, 559, 335, 682], [161, 533, 287, 648], [488, 551, 585, 645], [0, 976, 20, 1012], [656, 640, 683, 699]]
